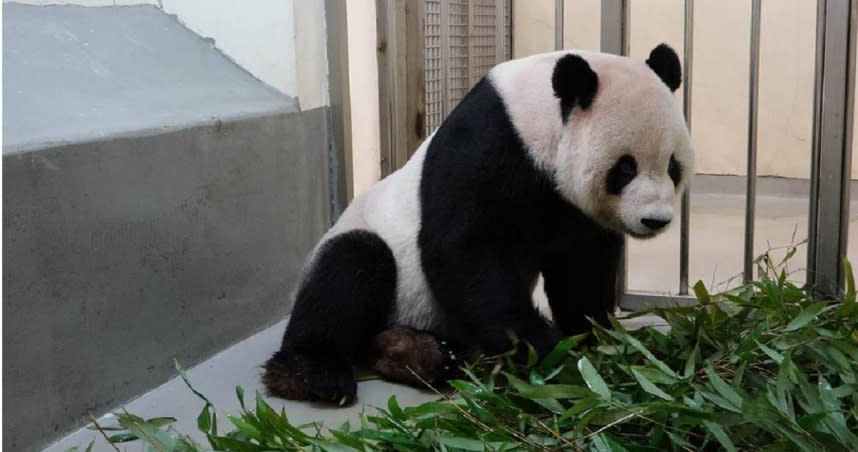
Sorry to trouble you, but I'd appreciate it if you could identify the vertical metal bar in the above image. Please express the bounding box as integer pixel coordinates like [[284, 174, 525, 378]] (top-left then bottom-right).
[[600, 0, 628, 56], [808, 0, 856, 296], [325, 0, 352, 222], [808, 0, 826, 289], [496, 0, 505, 63], [679, 0, 694, 295], [439, 0, 450, 117], [601, 0, 628, 308], [744, 0, 761, 282], [376, 0, 394, 176], [555, 0, 564, 50]]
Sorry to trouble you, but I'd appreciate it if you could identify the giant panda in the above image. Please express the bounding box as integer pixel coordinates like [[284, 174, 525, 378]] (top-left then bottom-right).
[[263, 44, 693, 406]]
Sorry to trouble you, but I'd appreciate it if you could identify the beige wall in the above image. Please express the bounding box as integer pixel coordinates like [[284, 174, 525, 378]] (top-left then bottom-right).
[[346, 0, 382, 196], [514, 0, 855, 180]]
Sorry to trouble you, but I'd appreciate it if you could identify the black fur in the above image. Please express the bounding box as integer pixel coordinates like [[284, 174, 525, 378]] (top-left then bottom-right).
[[646, 44, 682, 92], [668, 154, 682, 187], [606, 155, 638, 195], [263, 230, 397, 404], [552, 54, 599, 122], [419, 78, 622, 358]]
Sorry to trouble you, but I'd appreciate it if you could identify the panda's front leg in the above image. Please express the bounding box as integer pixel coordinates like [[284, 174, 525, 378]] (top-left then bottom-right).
[[423, 246, 562, 358], [541, 234, 623, 337]]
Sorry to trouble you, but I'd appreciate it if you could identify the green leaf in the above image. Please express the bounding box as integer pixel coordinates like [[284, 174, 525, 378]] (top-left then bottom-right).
[[844, 258, 856, 304], [196, 404, 211, 433], [705, 366, 743, 410], [703, 420, 737, 452], [577, 357, 611, 400], [784, 302, 827, 331], [631, 367, 674, 401], [683, 343, 699, 379], [693, 280, 711, 304], [755, 340, 784, 363], [228, 415, 262, 438], [116, 412, 178, 451], [107, 432, 139, 443], [512, 383, 592, 399], [539, 336, 577, 370], [174, 360, 212, 406], [145, 417, 177, 427], [309, 439, 362, 452], [235, 386, 245, 410], [387, 396, 405, 420], [559, 397, 600, 420], [607, 318, 678, 379], [440, 436, 486, 450]]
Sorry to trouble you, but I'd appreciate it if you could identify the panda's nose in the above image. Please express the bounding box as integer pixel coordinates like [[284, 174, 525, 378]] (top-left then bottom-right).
[[641, 218, 671, 230]]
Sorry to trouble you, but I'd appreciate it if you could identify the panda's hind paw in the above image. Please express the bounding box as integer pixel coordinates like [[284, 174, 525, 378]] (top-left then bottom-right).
[[262, 349, 357, 405]]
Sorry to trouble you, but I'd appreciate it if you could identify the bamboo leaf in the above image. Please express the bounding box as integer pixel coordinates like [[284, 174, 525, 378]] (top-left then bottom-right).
[[784, 302, 827, 331], [631, 368, 674, 401], [577, 357, 611, 400]]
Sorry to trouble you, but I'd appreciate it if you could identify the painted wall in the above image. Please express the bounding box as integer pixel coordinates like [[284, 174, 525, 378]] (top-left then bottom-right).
[[157, 0, 298, 98], [5, 0, 329, 109], [346, 0, 382, 197], [513, 0, 853, 180]]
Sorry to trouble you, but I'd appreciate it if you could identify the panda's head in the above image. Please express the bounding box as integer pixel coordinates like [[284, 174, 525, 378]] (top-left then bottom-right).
[[491, 44, 694, 239]]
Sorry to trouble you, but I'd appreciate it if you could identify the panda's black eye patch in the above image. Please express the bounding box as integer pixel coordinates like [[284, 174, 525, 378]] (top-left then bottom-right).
[[668, 154, 682, 187], [606, 155, 638, 195]]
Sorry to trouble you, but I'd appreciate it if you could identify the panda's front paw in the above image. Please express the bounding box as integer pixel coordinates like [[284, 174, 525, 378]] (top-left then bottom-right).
[[369, 326, 466, 387]]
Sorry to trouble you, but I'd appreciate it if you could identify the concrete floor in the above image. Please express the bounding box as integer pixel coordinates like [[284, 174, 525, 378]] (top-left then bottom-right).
[[46, 189, 857, 451], [46, 312, 665, 452], [45, 319, 441, 452]]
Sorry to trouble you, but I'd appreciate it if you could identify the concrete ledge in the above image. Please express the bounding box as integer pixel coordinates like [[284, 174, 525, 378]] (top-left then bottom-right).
[[3, 108, 331, 451], [2, 3, 296, 154], [693, 174, 858, 200]]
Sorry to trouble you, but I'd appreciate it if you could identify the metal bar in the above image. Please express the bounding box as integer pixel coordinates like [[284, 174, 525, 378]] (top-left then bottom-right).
[[679, 0, 694, 295], [807, 0, 825, 288], [555, 0, 564, 50], [324, 0, 352, 222], [375, 0, 393, 176], [439, 0, 450, 117], [602, 0, 628, 310], [807, 0, 856, 296], [600, 0, 628, 56], [404, 0, 426, 154], [496, 0, 505, 63], [744, 0, 761, 282]]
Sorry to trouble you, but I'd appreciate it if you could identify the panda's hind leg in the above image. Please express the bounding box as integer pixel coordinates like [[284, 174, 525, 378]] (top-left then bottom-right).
[[368, 326, 466, 388], [263, 230, 397, 406]]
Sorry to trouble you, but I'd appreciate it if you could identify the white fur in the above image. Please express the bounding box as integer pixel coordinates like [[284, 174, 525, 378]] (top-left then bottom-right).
[[490, 50, 694, 237]]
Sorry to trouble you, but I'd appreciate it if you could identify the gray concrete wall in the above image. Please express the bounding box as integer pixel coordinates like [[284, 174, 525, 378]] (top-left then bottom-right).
[[3, 4, 332, 450], [3, 108, 331, 451]]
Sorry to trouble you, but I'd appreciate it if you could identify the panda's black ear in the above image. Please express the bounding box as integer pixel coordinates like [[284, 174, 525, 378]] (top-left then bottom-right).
[[552, 54, 599, 122], [646, 44, 682, 92]]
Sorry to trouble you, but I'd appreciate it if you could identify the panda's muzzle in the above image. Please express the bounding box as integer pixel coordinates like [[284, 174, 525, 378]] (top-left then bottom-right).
[[640, 217, 671, 231]]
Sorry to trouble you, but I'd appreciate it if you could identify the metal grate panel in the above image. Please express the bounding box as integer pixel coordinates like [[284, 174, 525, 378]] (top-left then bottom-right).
[[468, 0, 499, 86], [424, 0, 443, 133], [424, 0, 511, 134], [448, 0, 470, 113]]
